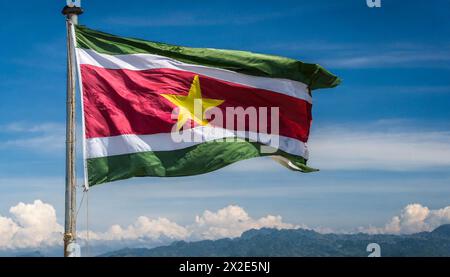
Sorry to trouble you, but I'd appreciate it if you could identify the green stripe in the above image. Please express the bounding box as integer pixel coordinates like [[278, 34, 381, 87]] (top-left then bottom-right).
[[87, 140, 316, 186], [75, 25, 340, 90]]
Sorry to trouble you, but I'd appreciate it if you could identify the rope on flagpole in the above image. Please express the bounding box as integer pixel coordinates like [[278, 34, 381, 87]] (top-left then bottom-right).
[[85, 187, 90, 257], [74, 186, 90, 257], [75, 188, 85, 218], [74, 185, 90, 257]]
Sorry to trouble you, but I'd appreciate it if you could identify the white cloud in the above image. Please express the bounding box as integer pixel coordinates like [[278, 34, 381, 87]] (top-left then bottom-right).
[[0, 122, 65, 153], [83, 217, 189, 242], [260, 41, 450, 69], [208, 122, 450, 173], [324, 51, 450, 69], [1, 122, 63, 133], [190, 205, 298, 240], [102, 5, 320, 28], [308, 126, 450, 171], [104, 11, 286, 27], [361, 203, 450, 234], [0, 200, 62, 249]]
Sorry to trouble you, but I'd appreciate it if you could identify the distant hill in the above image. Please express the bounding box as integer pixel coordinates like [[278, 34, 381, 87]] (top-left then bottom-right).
[[100, 224, 450, 257], [16, 251, 44, 257]]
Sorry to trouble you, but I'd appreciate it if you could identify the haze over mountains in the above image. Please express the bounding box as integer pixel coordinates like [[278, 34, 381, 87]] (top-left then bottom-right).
[[100, 224, 450, 257]]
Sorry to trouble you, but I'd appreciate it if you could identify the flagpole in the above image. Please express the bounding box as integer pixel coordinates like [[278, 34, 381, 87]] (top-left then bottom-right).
[[62, 1, 83, 257]]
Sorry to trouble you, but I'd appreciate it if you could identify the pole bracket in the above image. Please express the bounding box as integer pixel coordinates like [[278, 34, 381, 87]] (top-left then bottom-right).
[[62, 5, 84, 16], [63, 232, 73, 243]]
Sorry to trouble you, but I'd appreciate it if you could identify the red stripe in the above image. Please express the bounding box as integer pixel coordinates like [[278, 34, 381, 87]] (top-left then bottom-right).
[[81, 65, 312, 142]]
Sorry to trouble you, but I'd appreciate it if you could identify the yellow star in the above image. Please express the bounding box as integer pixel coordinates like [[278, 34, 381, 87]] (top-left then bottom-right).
[[161, 75, 224, 131]]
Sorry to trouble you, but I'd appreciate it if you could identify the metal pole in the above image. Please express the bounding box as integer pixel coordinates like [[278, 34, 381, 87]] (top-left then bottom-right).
[[62, 2, 83, 257]]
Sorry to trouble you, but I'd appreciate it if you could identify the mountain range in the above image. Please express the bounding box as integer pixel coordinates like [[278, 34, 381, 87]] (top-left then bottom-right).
[[100, 224, 450, 257]]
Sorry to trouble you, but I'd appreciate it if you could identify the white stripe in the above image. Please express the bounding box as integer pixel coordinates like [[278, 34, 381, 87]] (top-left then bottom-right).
[[76, 48, 312, 104], [86, 126, 308, 159]]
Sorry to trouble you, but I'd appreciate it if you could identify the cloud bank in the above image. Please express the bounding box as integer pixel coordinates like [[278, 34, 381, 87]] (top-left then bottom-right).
[[361, 203, 450, 234], [0, 202, 295, 250], [104, 11, 285, 27], [262, 41, 450, 69], [1, 200, 450, 251], [308, 126, 450, 171], [0, 122, 65, 153]]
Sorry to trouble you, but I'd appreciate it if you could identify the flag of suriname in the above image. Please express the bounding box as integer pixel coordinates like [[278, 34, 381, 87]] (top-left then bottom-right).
[[74, 26, 340, 186]]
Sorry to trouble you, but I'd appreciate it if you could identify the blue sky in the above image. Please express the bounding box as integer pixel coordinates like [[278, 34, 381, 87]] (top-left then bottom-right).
[[0, 0, 450, 253]]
